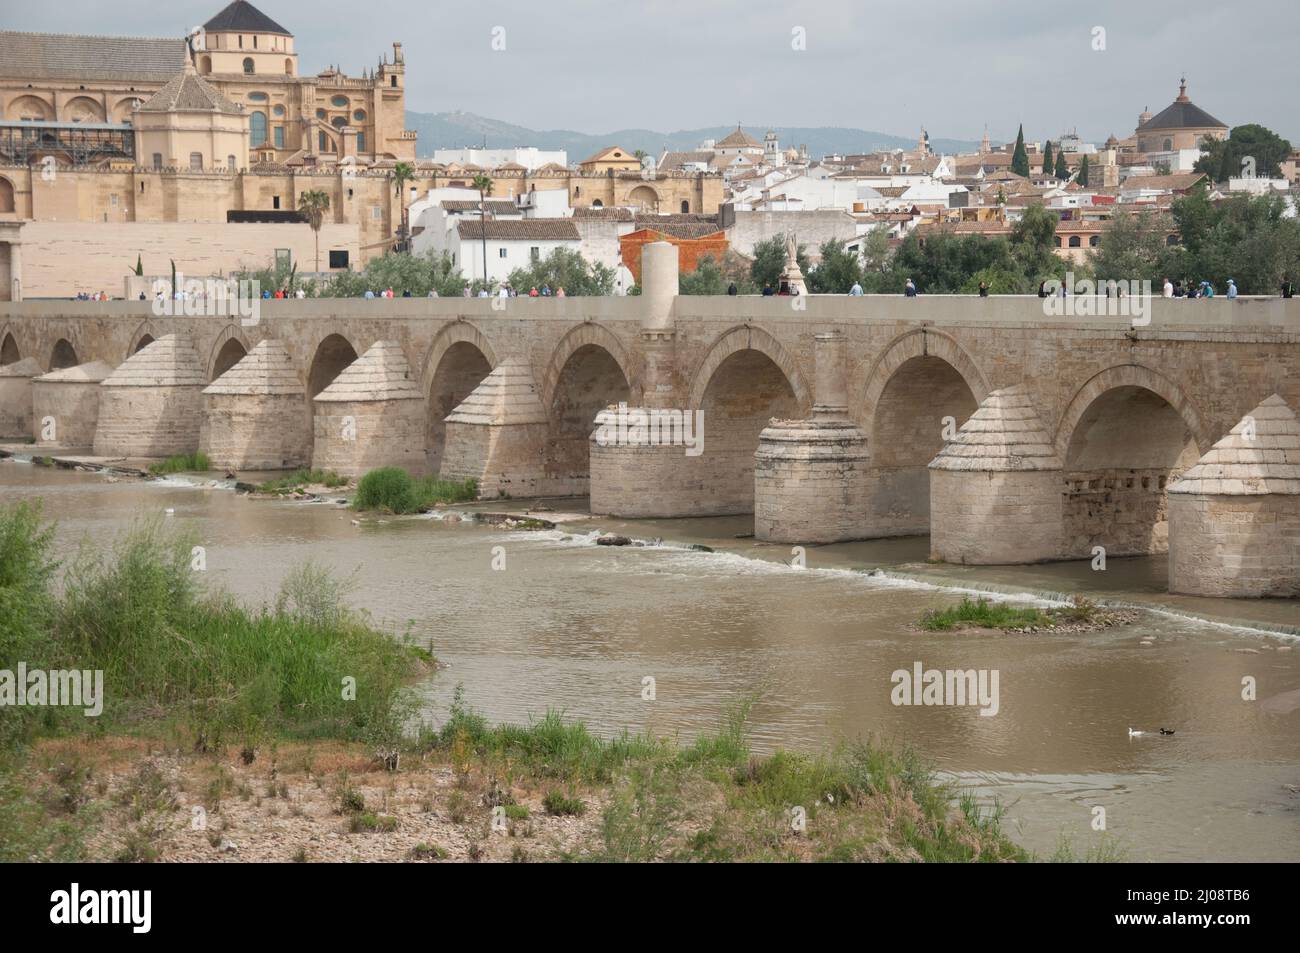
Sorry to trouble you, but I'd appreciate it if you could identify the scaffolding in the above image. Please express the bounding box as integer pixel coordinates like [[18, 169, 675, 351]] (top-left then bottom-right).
[[0, 120, 135, 166]]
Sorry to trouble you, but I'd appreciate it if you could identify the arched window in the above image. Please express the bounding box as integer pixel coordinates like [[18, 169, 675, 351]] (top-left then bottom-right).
[[680, 200, 689, 213], [243, 57, 255, 74], [152, 153, 163, 170], [591, 198, 603, 208], [331, 116, 347, 129], [250, 111, 268, 147], [285, 59, 294, 76], [356, 132, 365, 153], [228, 155, 237, 171], [199, 55, 212, 74], [574, 186, 580, 197], [1163, 138, 1172, 151], [1089, 235, 1100, 247], [1068, 235, 1081, 248], [1056, 236, 1063, 247], [0, 176, 14, 213]]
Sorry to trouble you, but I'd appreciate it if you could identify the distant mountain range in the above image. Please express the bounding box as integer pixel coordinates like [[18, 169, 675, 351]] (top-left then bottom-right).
[[404, 111, 980, 161]]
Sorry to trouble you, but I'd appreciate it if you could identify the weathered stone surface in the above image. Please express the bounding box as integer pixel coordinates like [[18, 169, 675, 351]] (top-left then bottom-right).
[[31, 360, 113, 447], [200, 339, 309, 470], [0, 357, 43, 438], [754, 417, 871, 543], [1168, 395, 1300, 597], [93, 334, 205, 457], [312, 340, 425, 477]]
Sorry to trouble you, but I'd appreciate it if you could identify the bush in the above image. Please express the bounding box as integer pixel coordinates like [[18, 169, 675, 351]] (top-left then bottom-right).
[[148, 453, 211, 475], [353, 468, 478, 514]]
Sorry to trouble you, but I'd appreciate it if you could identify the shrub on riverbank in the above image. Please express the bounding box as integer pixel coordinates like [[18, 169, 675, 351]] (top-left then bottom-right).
[[257, 468, 348, 494], [352, 467, 477, 514], [148, 452, 210, 475], [0, 502, 427, 754], [920, 595, 1110, 632]]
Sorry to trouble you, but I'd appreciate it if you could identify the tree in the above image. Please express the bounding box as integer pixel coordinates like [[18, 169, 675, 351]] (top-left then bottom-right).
[[1054, 150, 1069, 181], [860, 225, 893, 289], [1011, 125, 1030, 178], [1088, 209, 1170, 286], [1078, 155, 1090, 187], [471, 172, 493, 282], [678, 255, 728, 295], [750, 233, 810, 290], [1041, 140, 1053, 177], [506, 247, 614, 296], [1168, 191, 1300, 293], [807, 238, 863, 293], [1009, 205, 1062, 284], [297, 190, 331, 273], [392, 161, 415, 248], [1195, 123, 1293, 181]]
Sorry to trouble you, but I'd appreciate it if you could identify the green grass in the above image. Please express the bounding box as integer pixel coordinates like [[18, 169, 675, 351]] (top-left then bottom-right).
[[349, 812, 399, 833], [256, 469, 348, 494], [352, 467, 478, 515], [148, 452, 210, 475], [920, 596, 1050, 631]]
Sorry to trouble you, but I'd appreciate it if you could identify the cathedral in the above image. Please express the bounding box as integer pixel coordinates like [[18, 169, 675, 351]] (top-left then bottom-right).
[[0, 1, 416, 171]]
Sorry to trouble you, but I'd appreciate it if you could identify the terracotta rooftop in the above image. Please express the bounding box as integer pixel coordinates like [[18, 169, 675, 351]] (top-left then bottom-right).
[[137, 65, 243, 114], [0, 30, 185, 82]]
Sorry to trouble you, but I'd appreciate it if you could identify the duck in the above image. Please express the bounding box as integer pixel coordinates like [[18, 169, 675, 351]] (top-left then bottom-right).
[[1159, 728, 1175, 736], [1128, 727, 1145, 737]]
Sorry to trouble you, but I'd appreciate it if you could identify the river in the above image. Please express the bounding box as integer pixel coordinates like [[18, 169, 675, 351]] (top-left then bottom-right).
[[3, 457, 1298, 862]]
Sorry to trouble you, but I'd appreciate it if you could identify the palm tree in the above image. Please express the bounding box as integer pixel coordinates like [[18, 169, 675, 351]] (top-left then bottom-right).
[[297, 190, 331, 274], [392, 161, 415, 250], [472, 173, 493, 285]]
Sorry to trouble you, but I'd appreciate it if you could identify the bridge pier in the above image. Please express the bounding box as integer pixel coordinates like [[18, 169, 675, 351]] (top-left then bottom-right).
[[312, 340, 426, 478], [440, 356, 554, 498], [32, 360, 113, 448], [755, 331, 870, 543], [928, 386, 1065, 564], [0, 357, 41, 439], [200, 340, 311, 471], [1168, 394, 1300, 597], [92, 335, 206, 458]]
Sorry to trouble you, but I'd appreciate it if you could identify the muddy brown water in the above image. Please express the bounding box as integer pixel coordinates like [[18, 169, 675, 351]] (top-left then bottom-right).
[[3, 458, 1298, 862]]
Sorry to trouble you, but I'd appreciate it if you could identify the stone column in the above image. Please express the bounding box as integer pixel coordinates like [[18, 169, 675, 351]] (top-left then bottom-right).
[[754, 331, 871, 543], [590, 242, 690, 516]]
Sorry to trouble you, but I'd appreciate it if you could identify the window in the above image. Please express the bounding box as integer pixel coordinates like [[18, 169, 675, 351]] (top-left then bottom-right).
[[228, 154, 236, 170], [331, 95, 349, 108], [331, 116, 347, 129], [1068, 236, 1081, 248], [250, 111, 268, 147], [357, 132, 365, 153], [274, 126, 284, 148], [152, 153, 162, 170], [372, 206, 382, 219], [530, 246, 540, 262], [243, 57, 255, 74], [1089, 235, 1100, 248], [328, 249, 349, 269], [275, 248, 291, 270], [681, 200, 689, 213], [272, 196, 280, 209], [1055, 236, 1063, 247], [591, 199, 603, 208], [1163, 138, 1172, 151], [316, 109, 326, 120], [1166, 234, 1179, 246], [273, 105, 285, 116], [253, 35, 258, 49], [248, 92, 268, 102], [319, 131, 330, 151], [390, 76, 397, 88], [189, 152, 203, 171], [353, 109, 366, 122], [285, 58, 294, 76], [499, 248, 508, 258]]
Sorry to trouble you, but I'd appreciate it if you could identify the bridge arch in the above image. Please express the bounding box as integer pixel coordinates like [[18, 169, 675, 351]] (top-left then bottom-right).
[[856, 329, 988, 536], [208, 325, 250, 382], [49, 338, 79, 371], [307, 333, 359, 400], [687, 324, 811, 412], [127, 320, 161, 358], [544, 325, 634, 492], [0, 325, 20, 365], [422, 321, 497, 475], [1055, 364, 1210, 559]]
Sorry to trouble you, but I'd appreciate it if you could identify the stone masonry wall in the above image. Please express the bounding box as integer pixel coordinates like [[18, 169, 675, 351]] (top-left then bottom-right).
[[1169, 493, 1300, 598]]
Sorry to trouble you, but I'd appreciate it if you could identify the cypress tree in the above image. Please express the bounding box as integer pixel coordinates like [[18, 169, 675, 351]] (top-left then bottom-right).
[[1041, 140, 1053, 176], [1011, 125, 1030, 177], [1055, 150, 1069, 180], [1078, 155, 1090, 186]]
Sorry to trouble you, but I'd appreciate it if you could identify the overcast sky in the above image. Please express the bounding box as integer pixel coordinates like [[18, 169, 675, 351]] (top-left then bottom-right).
[[7, 0, 1295, 144]]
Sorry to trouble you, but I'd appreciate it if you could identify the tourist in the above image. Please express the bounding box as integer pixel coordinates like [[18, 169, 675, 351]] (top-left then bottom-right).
[[541, 285, 552, 296], [1162, 277, 1173, 298], [364, 289, 375, 299], [428, 288, 439, 297], [728, 282, 738, 296], [138, 292, 146, 301], [1283, 278, 1294, 298], [477, 287, 489, 298], [1037, 280, 1048, 298], [904, 278, 917, 297], [402, 289, 412, 297], [295, 288, 306, 299], [761, 283, 775, 296], [849, 281, 863, 296], [529, 287, 539, 297], [497, 285, 509, 298], [461, 286, 471, 298], [556, 286, 566, 298], [978, 281, 988, 298], [1226, 279, 1237, 299], [1201, 280, 1215, 298]]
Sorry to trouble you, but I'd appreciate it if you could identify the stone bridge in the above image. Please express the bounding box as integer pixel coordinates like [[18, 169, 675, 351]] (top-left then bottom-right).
[[1, 243, 1297, 597]]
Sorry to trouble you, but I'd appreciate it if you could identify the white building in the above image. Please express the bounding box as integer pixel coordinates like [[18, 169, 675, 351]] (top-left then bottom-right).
[[451, 219, 582, 284], [430, 147, 567, 171]]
